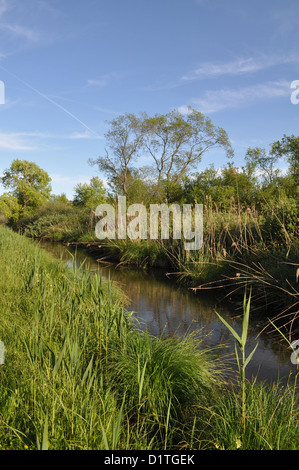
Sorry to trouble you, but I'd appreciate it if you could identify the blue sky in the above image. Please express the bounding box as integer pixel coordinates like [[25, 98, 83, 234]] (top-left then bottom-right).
[[0, 0, 298, 198]]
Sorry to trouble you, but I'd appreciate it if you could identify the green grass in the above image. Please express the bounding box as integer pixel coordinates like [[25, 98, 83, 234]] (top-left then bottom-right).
[[195, 378, 299, 450], [0, 226, 220, 449], [0, 226, 298, 450]]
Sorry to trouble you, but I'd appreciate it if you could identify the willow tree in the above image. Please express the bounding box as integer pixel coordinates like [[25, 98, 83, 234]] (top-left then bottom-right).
[[91, 107, 233, 202], [142, 107, 233, 200], [89, 113, 144, 197]]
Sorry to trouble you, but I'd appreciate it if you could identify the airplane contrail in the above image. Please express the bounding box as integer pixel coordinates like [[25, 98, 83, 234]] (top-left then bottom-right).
[[0, 64, 102, 139]]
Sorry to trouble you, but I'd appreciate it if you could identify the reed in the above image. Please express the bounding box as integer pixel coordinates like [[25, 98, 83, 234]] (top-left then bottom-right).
[[216, 289, 258, 430]]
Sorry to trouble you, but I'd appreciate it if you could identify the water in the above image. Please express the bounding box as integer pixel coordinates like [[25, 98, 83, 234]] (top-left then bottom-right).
[[39, 241, 297, 385]]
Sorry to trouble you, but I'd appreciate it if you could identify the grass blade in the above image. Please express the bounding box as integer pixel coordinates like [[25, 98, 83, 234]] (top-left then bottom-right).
[[42, 414, 49, 450], [112, 394, 126, 449]]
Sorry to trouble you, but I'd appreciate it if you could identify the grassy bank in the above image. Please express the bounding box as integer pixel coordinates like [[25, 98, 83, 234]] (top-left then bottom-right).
[[0, 226, 298, 450], [0, 226, 221, 450]]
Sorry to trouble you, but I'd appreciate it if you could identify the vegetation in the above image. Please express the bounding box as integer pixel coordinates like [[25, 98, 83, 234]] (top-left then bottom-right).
[[0, 159, 52, 221], [0, 226, 298, 450], [73, 176, 107, 209], [0, 112, 298, 449], [0, 117, 297, 327]]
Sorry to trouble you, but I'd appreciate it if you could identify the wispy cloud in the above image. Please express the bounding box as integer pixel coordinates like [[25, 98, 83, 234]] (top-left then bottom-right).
[[178, 80, 291, 114], [144, 53, 299, 93], [0, 0, 74, 59], [0, 0, 40, 43], [85, 72, 121, 88], [50, 174, 92, 185], [0, 22, 38, 42], [0, 129, 102, 151], [86, 78, 109, 88], [69, 130, 103, 140], [0, 132, 36, 150], [181, 55, 299, 81]]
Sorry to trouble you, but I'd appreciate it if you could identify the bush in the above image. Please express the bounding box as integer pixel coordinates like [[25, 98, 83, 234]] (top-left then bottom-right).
[[13, 202, 93, 241]]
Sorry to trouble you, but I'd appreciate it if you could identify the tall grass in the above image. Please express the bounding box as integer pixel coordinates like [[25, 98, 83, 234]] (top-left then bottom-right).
[[199, 378, 299, 450], [0, 226, 222, 450], [0, 227, 128, 449]]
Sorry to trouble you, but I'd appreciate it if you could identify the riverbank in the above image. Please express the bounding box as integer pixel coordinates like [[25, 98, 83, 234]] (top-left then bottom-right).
[[13, 199, 299, 333], [0, 226, 298, 450], [63, 235, 299, 339]]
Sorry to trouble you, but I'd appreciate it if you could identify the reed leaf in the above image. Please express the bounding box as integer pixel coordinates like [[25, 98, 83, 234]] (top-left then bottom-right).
[[215, 312, 242, 347]]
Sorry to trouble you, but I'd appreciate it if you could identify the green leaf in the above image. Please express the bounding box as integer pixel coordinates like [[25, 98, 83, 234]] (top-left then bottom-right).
[[99, 420, 110, 450], [244, 343, 259, 369], [216, 312, 242, 347], [235, 342, 241, 376], [241, 289, 252, 346]]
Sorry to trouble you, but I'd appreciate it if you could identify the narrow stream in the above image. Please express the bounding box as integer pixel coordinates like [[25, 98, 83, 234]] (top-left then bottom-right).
[[40, 241, 296, 386]]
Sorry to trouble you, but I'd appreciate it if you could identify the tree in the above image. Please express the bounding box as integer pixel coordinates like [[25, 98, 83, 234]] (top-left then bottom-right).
[[183, 165, 221, 204], [91, 108, 233, 202], [1, 159, 52, 215], [0, 193, 21, 222], [73, 177, 106, 209], [142, 107, 233, 200], [183, 163, 259, 209], [271, 134, 299, 184], [51, 193, 70, 205], [89, 113, 144, 197], [245, 146, 280, 185]]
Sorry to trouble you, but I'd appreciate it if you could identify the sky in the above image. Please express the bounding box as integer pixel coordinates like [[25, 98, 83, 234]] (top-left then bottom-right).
[[0, 0, 298, 199]]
